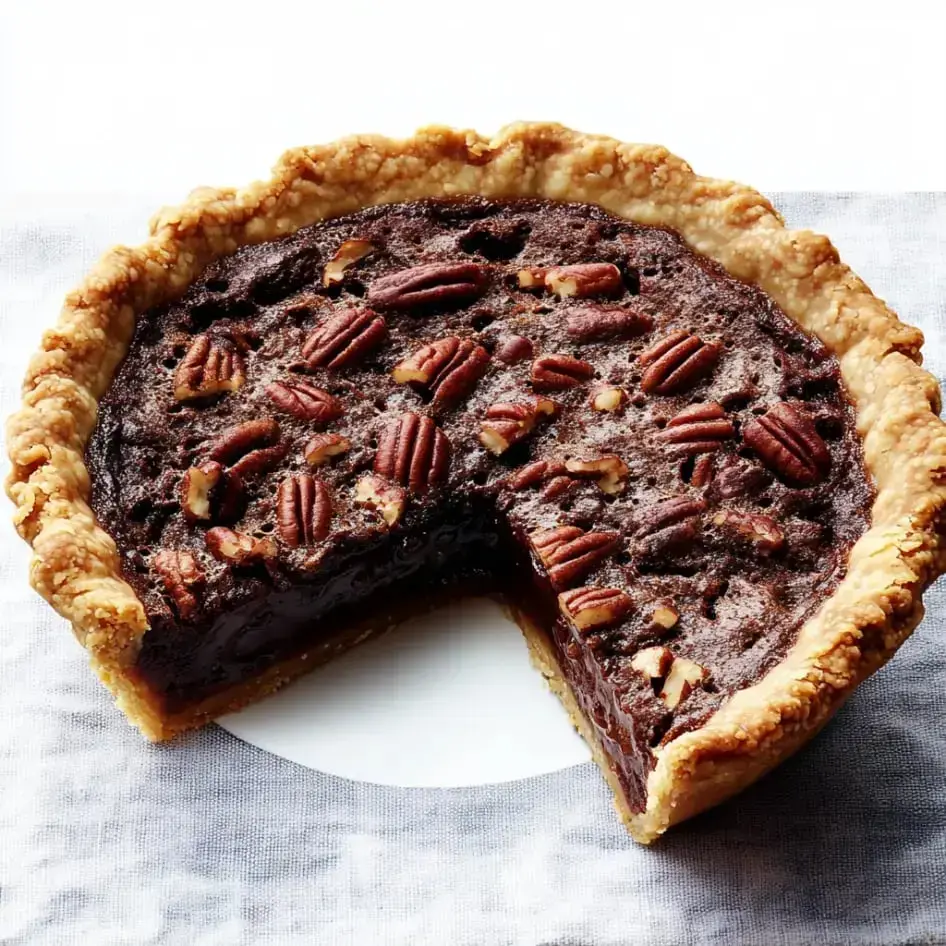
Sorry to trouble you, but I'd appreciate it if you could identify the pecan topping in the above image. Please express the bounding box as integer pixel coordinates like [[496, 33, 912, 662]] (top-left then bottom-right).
[[531, 354, 595, 391], [494, 335, 534, 365], [374, 413, 450, 493], [690, 454, 715, 488], [565, 455, 629, 495], [392, 337, 490, 408], [742, 403, 831, 486], [322, 239, 375, 287], [479, 397, 558, 455], [354, 475, 406, 527], [658, 402, 734, 455], [180, 461, 244, 524], [304, 433, 351, 467], [631, 646, 674, 682], [208, 418, 280, 465], [639, 330, 720, 394], [712, 509, 785, 555], [205, 527, 276, 565], [174, 334, 246, 402], [229, 444, 288, 480], [559, 586, 633, 632], [153, 549, 203, 621], [277, 474, 332, 547], [565, 306, 653, 342], [651, 602, 680, 630], [302, 308, 387, 370], [506, 459, 573, 501], [530, 525, 620, 590], [659, 657, 707, 708], [590, 386, 628, 412], [544, 263, 623, 299], [635, 497, 706, 558], [368, 262, 489, 311], [516, 267, 548, 289], [266, 380, 343, 425]]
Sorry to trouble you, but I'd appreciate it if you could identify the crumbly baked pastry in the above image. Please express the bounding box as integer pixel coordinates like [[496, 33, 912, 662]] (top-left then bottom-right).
[[7, 124, 946, 844]]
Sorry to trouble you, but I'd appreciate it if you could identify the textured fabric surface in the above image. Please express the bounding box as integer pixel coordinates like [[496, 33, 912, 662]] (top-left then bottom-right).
[[0, 194, 944, 946]]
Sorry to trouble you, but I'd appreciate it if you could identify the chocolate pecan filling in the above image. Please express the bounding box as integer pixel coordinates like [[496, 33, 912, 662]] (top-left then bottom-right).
[[86, 198, 873, 810]]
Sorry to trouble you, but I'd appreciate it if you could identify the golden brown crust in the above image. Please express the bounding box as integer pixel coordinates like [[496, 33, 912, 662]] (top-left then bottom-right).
[[8, 123, 946, 842]]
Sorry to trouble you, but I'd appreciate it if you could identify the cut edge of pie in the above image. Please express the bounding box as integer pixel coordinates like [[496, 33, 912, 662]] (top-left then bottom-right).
[[7, 122, 946, 844]]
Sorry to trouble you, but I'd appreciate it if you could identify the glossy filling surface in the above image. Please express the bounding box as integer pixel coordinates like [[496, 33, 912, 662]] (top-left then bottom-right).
[[86, 198, 873, 810]]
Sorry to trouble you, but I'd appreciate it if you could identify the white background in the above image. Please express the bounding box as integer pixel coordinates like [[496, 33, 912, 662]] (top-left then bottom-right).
[[1, 1, 945, 787]]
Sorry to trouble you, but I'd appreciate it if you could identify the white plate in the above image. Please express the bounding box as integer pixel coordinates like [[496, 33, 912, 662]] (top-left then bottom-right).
[[218, 597, 590, 787]]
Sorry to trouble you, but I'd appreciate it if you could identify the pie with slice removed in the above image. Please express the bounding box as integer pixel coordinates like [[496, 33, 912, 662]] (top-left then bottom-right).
[[7, 124, 946, 843]]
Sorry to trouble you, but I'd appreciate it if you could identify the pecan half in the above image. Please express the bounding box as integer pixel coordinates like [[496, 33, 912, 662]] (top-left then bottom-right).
[[277, 474, 332, 547], [374, 413, 450, 493], [531, 354, 595, 391], [712, 509, 785, 555], [590, 386, 628, 413], [304, 433, 351, 467], [174, 334, 246, 402], [266, 380, 343, 425], [208, 418, 281, 465], [658, 402, 734, 455], [507, 459, 569, 492], [205, 527, 276, 565], [180, 461, 245, 524], [544, 263, 623, 299], [639, 330, 720, 394], [565, 306, 653, 342], [742, 403, 831, 486], [392, 336, 490, 409], [302, 308, 387, 370], [354, 474, 406, 527], [493, 335, 534, 365], [153, 549, 203, 621], [322, 239, 375, 287], [565, 455, 629, 495], [635, 497, 706, 557], [559, 586, 633, 632], [530, 525, 620, 590], [631, 646, 674, 682], [229, 443, 288, 480], [659, 657, 707, 708], [368, 262, 489, 311], [479, 398, 558, 455]]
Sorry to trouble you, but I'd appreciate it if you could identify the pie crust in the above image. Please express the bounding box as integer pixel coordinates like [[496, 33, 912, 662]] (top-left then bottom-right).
[[7, 123, 946, 843]]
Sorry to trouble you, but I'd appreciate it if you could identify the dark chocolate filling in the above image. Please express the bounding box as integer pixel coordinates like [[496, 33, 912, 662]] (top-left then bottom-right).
[[86, 197, 873, 811]]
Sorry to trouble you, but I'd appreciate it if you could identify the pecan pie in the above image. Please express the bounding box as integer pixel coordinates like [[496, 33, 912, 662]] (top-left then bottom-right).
[[8, 125, 946, 844]]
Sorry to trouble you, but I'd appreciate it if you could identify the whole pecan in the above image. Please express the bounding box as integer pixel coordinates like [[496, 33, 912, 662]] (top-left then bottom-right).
[[302, 308, 387, 370], [639, 330, 720, 394], [531, 354, 595, 391], [493, 335, 534, 365], [368, 262, 489, 311], [153, 549, 204, 621], [658, 402, 734, 455], [180, 461, 245, 524], [276, 473, 332, 547], [374, 413, 451, 493], [304, 432, 351, 467], [209, 418, 280, 464], [353, 475, 406, 527], [742, 403, 831, 486], [266, 380, 343, 425], [559, 586, 634, 632], [479, 397, 558, 455], [544, 263, 623, 299], [565, 306, 653, 342], [712, 509, 785, 555], [565, 455, 629, 495], [392, 336, 490, 409], [530, 525, 621, 591], [322, 239, 375, 287], [635, 497, 706, 557], [205, 527, 276, 565], [174, 333, 246, 401]]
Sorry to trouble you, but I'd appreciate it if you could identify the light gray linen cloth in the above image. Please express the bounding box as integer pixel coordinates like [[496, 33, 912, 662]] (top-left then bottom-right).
[[0, 195, 944, 946]]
